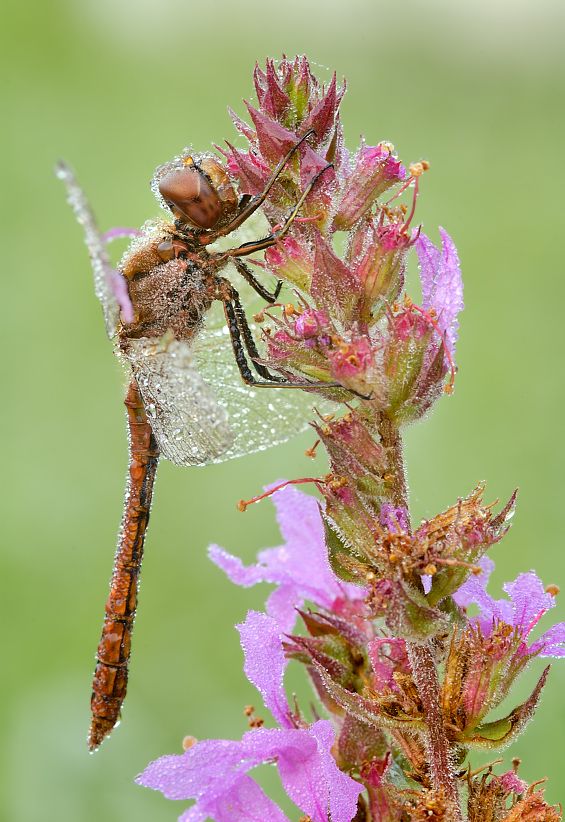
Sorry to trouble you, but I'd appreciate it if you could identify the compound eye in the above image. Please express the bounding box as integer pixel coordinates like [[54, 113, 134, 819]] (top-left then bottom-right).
[[158, 167, 222, 229]]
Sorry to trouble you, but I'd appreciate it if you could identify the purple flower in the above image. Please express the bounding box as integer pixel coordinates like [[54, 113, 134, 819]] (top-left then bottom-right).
[[137, 610, 362, 821], [209, 485, 365, 632], [415, 228, 463, 360], [137, 720, 362, 822], [237, 610, 291, 728], [379, 503, 409, 534], [454, 557, 565, 657]]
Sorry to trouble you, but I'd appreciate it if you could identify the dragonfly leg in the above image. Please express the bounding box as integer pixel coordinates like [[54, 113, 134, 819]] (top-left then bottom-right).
[[199, 129, 317, 245], [231, 257, 282, 304], [222, 163, 333, 259], [219, 281, 354, 393]]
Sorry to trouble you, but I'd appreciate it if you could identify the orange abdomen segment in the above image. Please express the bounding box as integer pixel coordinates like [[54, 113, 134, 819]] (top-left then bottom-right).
[[88, 379, 159, 751]]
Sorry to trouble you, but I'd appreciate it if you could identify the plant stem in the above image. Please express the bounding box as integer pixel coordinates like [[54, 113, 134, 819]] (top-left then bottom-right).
[[378, 413, 463, 818]]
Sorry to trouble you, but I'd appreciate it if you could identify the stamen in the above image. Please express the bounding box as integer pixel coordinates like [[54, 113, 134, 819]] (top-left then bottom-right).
[[243, 704, 264, 728], [432, 557, 482, 574], [402, 176, 420, 232], [466, 758, 503, 779], [305, 439, 320, 458], [237, 477, 326, 511], [525, 609, 547, 635]]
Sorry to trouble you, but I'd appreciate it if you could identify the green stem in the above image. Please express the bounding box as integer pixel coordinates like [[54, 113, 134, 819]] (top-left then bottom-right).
[[378, 414, 463, 818]]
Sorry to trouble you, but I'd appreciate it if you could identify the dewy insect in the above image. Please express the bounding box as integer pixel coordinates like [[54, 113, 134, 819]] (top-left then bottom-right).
[[58, 132, 352, 751]]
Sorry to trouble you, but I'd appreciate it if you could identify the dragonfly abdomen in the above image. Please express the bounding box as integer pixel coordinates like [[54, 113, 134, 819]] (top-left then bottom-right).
[[88, 379, 159, 751]]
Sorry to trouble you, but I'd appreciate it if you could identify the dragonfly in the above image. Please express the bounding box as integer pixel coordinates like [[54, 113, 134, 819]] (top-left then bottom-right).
[[57, 133, 348, 751]]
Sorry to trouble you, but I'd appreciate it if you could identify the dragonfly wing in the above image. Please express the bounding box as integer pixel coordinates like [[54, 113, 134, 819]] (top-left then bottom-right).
[[192, 322, 337, 463], [124, 338, 235, 466], [56, 162, 120, 338]]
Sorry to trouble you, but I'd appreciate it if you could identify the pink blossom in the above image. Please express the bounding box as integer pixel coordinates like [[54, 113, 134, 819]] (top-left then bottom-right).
[[137, 721, 362, 822], [138, 608, 362, 822], [209, 484, 365, 633], [415, 228, 463, 360], [237, 611, 291, 728], [334, 143, 406, 229], [454, 557, 565, 657], [294, 308, 329, 340], [264, 236, 313, 291], [328, 337, 373, 381], [499, 770, 527, 795]]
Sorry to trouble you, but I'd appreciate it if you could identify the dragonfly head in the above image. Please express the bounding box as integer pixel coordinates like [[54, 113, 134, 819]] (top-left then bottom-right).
[[157, 155, 238, 231]]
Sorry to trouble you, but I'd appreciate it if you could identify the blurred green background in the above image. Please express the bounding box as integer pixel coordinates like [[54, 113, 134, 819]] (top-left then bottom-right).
[[2, 0, 564, 818]]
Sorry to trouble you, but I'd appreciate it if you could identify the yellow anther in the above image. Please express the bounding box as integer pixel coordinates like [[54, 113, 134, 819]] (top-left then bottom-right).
[[409, 160, 430, 177]]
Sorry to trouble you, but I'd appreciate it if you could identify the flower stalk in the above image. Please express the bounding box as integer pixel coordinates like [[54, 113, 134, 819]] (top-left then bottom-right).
[[378, 412, 463, 817], [135, 56, 563, 821]]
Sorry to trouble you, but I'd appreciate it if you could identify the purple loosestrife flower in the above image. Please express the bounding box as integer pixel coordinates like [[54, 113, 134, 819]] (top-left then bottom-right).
[[209, 484, 365, 633], [133, 55, 563, 820], [454, 557, 565, 657], [415, 228, 464, 361], [137, 610, 362, 822], [137, 722, 362, 822]]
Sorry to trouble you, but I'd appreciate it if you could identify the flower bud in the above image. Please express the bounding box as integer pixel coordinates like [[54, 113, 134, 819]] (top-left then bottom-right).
[[350, 220, 411, 321], [265, 237, 313, 291], [384, 307, 434, 418], [294, 308, 330, 341], [334, 143, 406, 230], [328, 336, 373, 387]]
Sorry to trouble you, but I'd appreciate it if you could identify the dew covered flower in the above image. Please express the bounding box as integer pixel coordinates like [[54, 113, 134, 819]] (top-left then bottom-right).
[[134, 54, 562, 820], [454, 557, 565, 657], [415, 228, 464, 362], [137, 610, 362, 822], [209, 484, 365, 633]]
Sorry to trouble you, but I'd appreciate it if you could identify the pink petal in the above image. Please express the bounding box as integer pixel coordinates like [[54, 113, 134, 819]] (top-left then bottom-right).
[[138, 723, 361, 822], [504, 571, 555, 633], [277, 720, 363, 822], [529, 622, 565, 657], [237, 611, 291, 728], [453, 556, 513, 626], [209, 485, 365, 632], [415, 229, 464, 359], [180, 775, 290, 822]]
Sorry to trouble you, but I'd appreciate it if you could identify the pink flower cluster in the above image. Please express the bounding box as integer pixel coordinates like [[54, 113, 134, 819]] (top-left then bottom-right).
[[135, 56, 562, 821]]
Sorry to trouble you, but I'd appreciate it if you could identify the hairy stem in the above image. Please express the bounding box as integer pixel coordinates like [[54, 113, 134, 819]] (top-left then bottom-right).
[[378, 413, 462, 818]]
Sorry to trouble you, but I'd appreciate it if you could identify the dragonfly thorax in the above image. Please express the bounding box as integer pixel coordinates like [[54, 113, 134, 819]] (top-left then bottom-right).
[[120, 257, 212, 342]]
